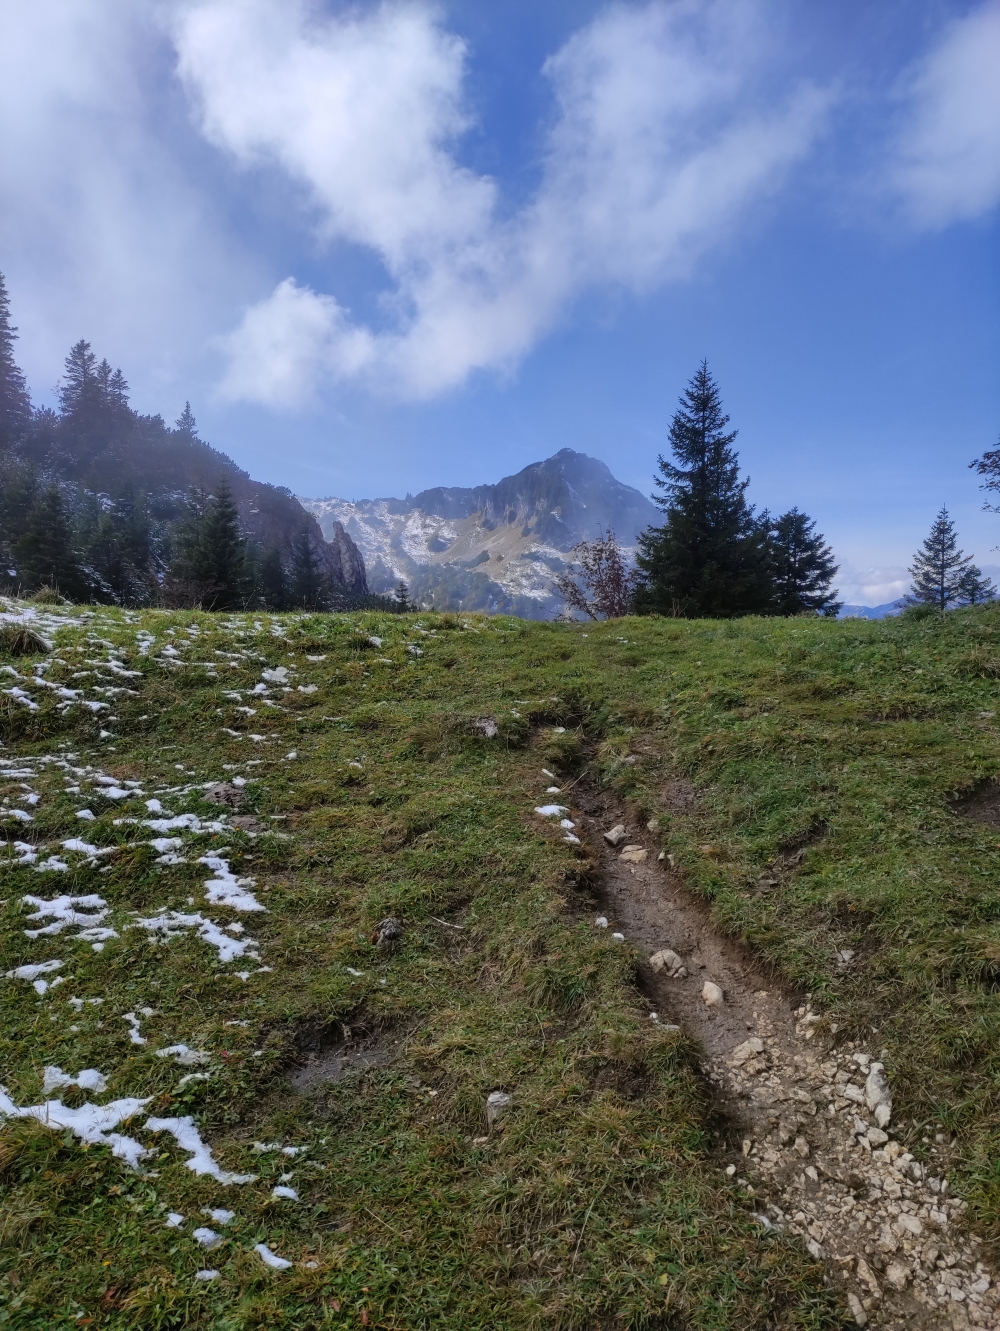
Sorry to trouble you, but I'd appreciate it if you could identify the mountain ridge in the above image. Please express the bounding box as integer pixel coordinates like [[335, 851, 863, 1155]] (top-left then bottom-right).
[[301, 448, 659, 616]]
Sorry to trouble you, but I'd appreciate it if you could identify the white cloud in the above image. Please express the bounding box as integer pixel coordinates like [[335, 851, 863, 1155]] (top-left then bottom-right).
[[888, 0, 1000, 228], [835, 561, 910, 608], [172, 0, 831, 404], [0, 0, 257, 409]]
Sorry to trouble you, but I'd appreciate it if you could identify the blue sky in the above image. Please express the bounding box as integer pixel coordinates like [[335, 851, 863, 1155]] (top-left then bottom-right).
[[1, 0, 998, 604]]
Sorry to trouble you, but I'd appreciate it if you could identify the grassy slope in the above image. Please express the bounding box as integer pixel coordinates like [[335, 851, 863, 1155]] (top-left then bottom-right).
[[2, 602, 1000, 1328]]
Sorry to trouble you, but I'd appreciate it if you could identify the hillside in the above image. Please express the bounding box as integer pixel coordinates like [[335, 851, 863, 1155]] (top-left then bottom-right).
[[301, 448, 659, 616], [4, 598, 1000, 1328]]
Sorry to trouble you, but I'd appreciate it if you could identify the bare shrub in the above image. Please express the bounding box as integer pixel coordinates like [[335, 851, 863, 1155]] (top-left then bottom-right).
[[553, 528, 640, 620]]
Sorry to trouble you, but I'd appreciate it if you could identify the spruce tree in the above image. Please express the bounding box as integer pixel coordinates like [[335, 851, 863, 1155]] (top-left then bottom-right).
[[188, 478, 248, 610], [957, 563, 997, 605], [13, 486, 90, 600], [290, 530, 328, 609], [394, 580, 411, 611], [175, 402, 198, 437], [0, 271, 32, 443], [258, 548, 288, 610], [634, 362, 772, 617], [907, 507, 978, 610], [769, 508, 841, 616], [59, 340, 99, 416]]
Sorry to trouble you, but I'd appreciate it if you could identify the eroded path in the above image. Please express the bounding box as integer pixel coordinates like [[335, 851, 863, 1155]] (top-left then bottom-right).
[[575, 787, 999, 1330]]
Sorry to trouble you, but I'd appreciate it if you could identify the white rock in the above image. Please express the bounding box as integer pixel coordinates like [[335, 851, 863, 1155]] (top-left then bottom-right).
[[594, 916, 608, 928], [611, 932, 625, 941], [619, 845, 647, 864], [730, 1038, 766, 1066], [486, 1090, 512, 1127], [884, 1262, 910, 1290], [702, 981, 724, 1009], [846, 1292, 867, 1326], [649, 948, 686, 977]]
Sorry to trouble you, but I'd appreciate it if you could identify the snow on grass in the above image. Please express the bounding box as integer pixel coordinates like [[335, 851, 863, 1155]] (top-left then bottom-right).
[[533, 805, 568, 817], [130, 910, 260, 965], [42, 1066, 108, 1094], [197, 856, 265, 912], [143, 1115, 257, 1184], [0, 1087, 152, 1168], [193, 1227, 223, 1249], [22, 893, 117, 946], [5, 958, 64, 994], [121, 1012, 147, 1046], [254, 1242, 292, 1271], [156, 1045, 211, 1067]]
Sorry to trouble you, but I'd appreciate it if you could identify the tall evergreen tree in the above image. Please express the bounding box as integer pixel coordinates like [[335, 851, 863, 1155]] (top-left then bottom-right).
[[59, 340, 100, 416], [175, 402, 198, 437], [769, 508, 841, 616], [258, 547, 288, 610], [13, 486, 90, 600], [957, 563, 997, 605], [0, 270, 32, 443], [290, 529, 328, 609], [634, 362, 772, 617], [189, 478, 248, 610], [907, 507, 980, 610]]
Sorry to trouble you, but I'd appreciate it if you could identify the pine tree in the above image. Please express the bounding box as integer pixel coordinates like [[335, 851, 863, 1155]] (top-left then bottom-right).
[[109, 368, 129, 410], [189, 478, 248, 610], [59, 339, 100, 416], [290, 530, 328, 609], [0, 270, 32, 442], [957, 563, 997, 605], [907, 507, 978, 610], [13, 486, 90, 600], [258, 548, 288, 610], [175, 402, 198, 437], [634, 362, 772, 617], [394, 580, 411, 611], [769, 508, 841, 616]]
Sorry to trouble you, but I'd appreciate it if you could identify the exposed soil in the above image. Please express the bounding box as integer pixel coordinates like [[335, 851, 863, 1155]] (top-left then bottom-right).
[[574, 785, 998, 1331], [289, 1018, 399, 1093], [950, 780, 1000, 831]]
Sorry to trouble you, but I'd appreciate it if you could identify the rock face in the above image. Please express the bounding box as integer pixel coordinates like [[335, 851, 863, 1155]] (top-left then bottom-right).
[[299, 448, 659, 617], [325, 520, 368, 594]]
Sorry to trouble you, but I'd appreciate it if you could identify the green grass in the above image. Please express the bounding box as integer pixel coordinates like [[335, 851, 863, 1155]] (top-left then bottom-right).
[[4, 601, 1000, 1328]]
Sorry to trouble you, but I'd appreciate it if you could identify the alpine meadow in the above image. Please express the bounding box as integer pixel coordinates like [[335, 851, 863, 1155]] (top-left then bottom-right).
[[2, 1, 1000, 1329]]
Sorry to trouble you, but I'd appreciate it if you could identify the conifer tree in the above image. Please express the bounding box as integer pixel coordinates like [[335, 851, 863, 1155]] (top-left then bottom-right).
[[634, 362, 772, 617], [258, 548, 288, 610], [394, 580, 411, 611], [957, 563, 997, 605], [907, 507, 980, 610], [290, 530, 328, 609], [769, 508, 841, 616], [59, 340, 100, 416], [0, 270, 32, 442], [189, 478, 248, 610], [13, 486, 90, 600], [109, 368, 129, 409], [175, 402, 198, 437]]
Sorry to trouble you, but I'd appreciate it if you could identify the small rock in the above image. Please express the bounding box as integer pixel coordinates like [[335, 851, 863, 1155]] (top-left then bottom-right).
[[793, 1136, 810, 1158], [203, 782, 244, 809], [471, 717, 498, 738], [806, 1238, 824, 1259], [620, 845, 647, 864], [884, 1262, 910, 1290], [486, 1090, 512, 1128], [895, 1214, 923, 1237], [867, 1128, 889, 1147], [702, 981, 724, 1009], [864, 1062, 892, 1121], [730, 1037, 766, 1066], [856, 1257, 881, 1296], [646, 818, 659, 831], [594, 916, 608, 928], [611, 932, 625, 941], [847, 1292, 868, 1325], [649, 948, 686, 977], [372, 917, 404, 948], [603, 825, 627, 847]]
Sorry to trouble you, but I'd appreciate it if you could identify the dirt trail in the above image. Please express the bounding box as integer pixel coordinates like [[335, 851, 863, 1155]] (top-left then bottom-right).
[[575, 787, 998, 1330]]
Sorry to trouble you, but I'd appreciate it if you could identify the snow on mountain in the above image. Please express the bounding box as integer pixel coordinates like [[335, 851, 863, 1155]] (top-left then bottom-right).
[[299, 449, 659, 617]]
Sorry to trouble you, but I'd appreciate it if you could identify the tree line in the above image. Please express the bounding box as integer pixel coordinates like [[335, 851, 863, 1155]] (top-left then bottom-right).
[[557, 361, 998, 620], [0, 271, 398, 612]]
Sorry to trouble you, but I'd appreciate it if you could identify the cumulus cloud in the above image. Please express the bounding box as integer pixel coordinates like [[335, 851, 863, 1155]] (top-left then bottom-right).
[[173, 0, 831, 404], [835, 563, 910, 608], [0, 0, 257, 407], [888, 0, 1000, 228]]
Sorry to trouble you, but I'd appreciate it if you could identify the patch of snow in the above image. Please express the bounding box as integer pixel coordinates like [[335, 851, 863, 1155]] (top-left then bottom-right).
[[271, 1185, 299, 1200], [156, 1045, 211, 1067], [143, 1115, 256, 1184], [0, 1086, 151, 1168], [254, 1242, 292, 1271], [130, 910, 260, 964], [197, 856, 265, 912], [75, 809, 96, 821], [42, 1066, 108, 1095], [534, 805, 568, 817], [165, 1212, 185, 1228]]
